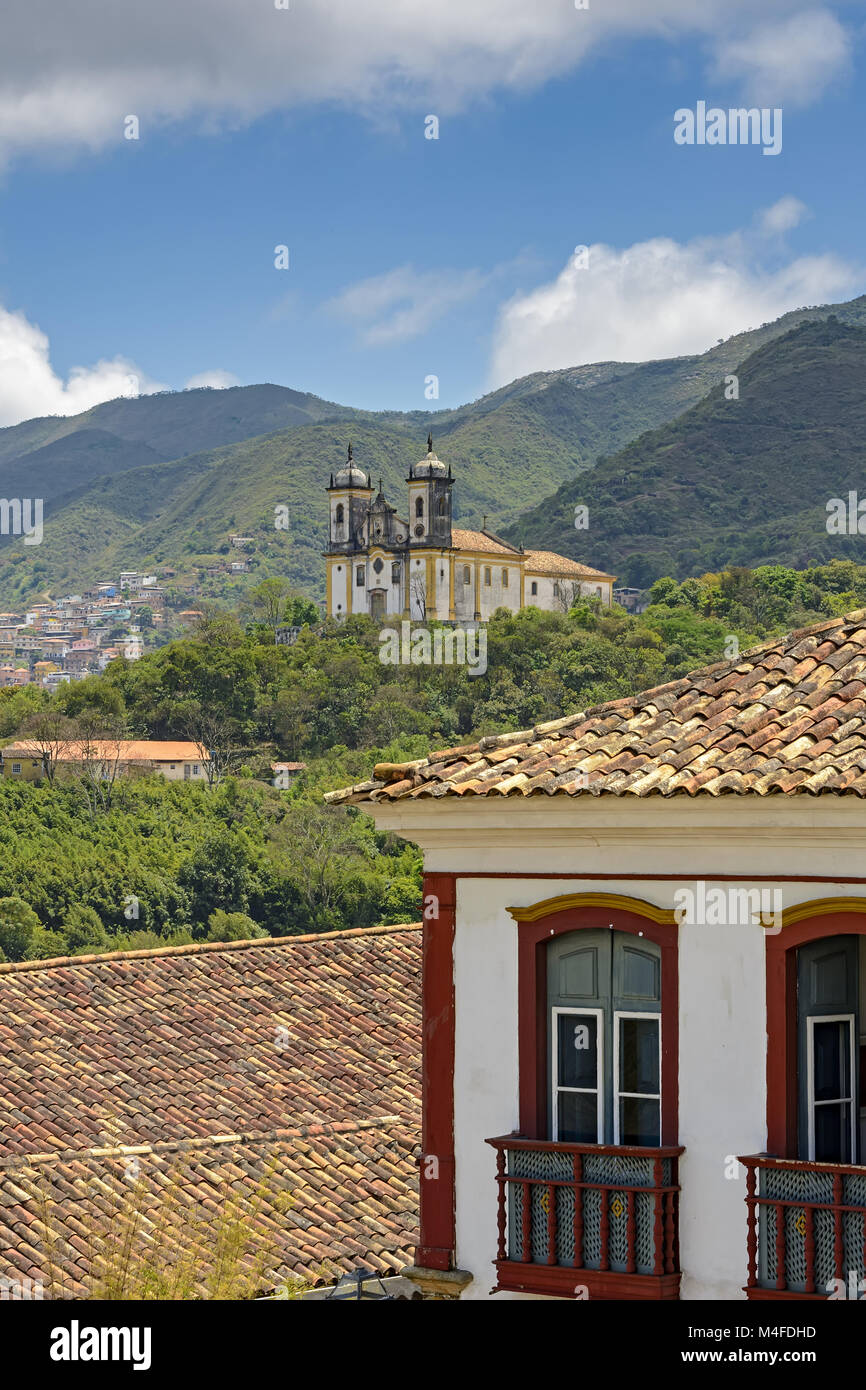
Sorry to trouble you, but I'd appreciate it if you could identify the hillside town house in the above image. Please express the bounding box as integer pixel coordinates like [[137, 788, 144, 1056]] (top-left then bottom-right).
[[328, 609, 866, 1301], [1, 740, 210, 782], [0, 571, 167, 688]]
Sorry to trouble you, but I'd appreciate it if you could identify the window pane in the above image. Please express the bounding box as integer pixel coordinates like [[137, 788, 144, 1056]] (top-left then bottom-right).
[[558, 1091, 598, 1144], [558, 1013, 598, 1089], [620, 1017, 659, 1095], [813, 1020, 850, 1101], [620, 1096, 660, 1147], [815, 1101, 852, 1163]]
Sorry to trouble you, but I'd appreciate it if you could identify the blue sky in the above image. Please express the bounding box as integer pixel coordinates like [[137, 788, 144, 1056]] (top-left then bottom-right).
[[0, 0, 864, 423]]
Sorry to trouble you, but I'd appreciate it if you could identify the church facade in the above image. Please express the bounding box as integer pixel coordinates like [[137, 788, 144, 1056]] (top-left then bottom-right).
[[324, 437, 615, 622]]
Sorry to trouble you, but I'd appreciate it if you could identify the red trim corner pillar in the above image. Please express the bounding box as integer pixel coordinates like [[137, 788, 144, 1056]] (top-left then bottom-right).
[[416, 871, 457, 1271]]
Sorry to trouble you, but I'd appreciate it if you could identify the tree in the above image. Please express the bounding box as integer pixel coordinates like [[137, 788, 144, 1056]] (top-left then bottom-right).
[[20, 709, 78, 785], [0, 897, 41, 962], [183, 704, 242, 788], [206, 910, 266, 942], [178, 831, 253, 930], [244, 578, 291, 630], [68, 713, 127, 816], [410, 572, 427, 620], [265, 805, 364, 930], [62, 905, 108, 953], [283, 594, 320, 628]]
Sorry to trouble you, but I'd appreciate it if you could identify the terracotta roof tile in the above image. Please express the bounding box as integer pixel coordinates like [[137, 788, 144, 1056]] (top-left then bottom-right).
[[0, 925, 421, 1296], [325, 609, 866, 802]]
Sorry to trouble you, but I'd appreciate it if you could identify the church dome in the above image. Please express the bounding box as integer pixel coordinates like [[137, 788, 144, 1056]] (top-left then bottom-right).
[[333, 444, 371, 489], [413, 432, 447, 477]]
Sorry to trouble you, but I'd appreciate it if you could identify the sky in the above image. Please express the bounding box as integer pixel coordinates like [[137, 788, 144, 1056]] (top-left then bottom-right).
[[0, 0, 865, 424]]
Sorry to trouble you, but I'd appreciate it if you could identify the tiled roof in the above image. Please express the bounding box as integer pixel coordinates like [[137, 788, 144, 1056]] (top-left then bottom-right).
[[451, 527, 522, 556], [325, 610, 866, 802], [0, 924, 422, 1296], [523, 550, 615, 580]]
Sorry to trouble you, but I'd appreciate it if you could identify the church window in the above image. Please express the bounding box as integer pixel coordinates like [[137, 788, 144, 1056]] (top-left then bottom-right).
[[356, 566, 365, 586], [415, 497, 424, 518], [391, 563, 401, 583], [335, 504, 344, 524], [502, 569, 509, 587], [373, 558, 384, 574], [553, 582, 560, 597], [463, 566, 470, 584], [438, 497, 447, 516], [484, 567, 491, 586], [531, 581, 538, 596]]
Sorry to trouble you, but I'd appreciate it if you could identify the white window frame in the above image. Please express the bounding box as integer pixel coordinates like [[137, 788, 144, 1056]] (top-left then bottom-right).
[[806, 1013, 856, 1162], [551, 1006, 603, 1143], [613, 1011, 662, 1147], [11, 762, 21, 774]]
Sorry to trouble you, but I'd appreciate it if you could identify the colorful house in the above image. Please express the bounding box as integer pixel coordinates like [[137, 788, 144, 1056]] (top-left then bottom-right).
[[327, 609, 866, 1301]]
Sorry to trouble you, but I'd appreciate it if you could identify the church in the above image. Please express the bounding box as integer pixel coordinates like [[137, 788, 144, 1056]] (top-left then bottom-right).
[[324, 436, 615, 622]]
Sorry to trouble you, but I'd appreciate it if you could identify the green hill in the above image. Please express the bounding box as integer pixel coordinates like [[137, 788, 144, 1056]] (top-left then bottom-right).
[[503, 317, 866, 586], [4, 295, 866, 605]]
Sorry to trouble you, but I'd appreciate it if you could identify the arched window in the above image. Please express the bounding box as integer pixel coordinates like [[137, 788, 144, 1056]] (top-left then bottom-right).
[[765, 910, 866, 1161], [463, 566, 471, 585], [415, 497, 424, 518], [502, 569, 509, 588], [335, 504, 344, 524], [531, 581, 538, 596], [438, 496, 447, 516], [549, 928, 661, 1145], [484, 567, 491, 586]]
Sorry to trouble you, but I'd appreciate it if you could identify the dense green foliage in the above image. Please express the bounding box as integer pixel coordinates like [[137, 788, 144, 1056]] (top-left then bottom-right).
[[2, 558, 865, 960], [0, 774, 421, 961]]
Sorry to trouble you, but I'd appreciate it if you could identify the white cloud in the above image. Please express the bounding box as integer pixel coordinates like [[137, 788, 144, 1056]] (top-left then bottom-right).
[[0, 0, 852, 160], [0, 304, 166, 427], [712, 8, 852, 108], [758, 196, 810, 235], [184, 369, 239, 390], [489, 209, 863, 385], [326, 265, 487, 346]]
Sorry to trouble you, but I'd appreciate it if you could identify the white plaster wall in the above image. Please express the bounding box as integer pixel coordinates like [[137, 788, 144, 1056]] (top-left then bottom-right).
[[330, 563, 347, 617], [430, 821, 866, 1302], [479, 565, 521, 620], [677, 910, 765, 1300], [453, 876, 522, 1299], [454, 568, 476, 620]]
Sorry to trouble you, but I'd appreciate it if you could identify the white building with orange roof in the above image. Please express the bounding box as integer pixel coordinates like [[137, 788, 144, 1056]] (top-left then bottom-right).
[[323, 436, 614, 622]]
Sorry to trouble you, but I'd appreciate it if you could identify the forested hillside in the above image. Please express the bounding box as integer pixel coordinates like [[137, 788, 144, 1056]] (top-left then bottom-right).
[[1, 558, 864, 961], [4, 296, 866, 607]]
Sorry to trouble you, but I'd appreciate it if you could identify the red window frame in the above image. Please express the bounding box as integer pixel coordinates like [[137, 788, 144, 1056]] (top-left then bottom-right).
[[765, 899, 866, 1157]]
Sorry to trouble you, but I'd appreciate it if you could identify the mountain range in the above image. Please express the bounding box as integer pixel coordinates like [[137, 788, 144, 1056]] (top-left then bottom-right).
[[3, 294, 866, 606]]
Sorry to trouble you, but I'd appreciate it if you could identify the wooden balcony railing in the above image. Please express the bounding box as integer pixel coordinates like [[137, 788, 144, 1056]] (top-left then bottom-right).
[[485, 1135, 684, 1300], [739, 1154, 866, 1299]]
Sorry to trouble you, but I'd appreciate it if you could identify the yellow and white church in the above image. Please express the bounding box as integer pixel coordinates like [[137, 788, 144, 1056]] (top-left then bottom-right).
[[324, 435, 615, 622]]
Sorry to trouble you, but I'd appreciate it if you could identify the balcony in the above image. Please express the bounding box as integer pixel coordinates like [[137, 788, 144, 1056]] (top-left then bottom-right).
[[739, 1154, 866, 1299], [486, 1136, 684, 1300]]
